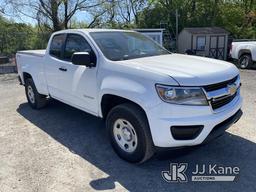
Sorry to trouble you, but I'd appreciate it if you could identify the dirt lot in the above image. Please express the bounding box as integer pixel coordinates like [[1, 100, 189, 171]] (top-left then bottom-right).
[[0, 70, 255, 192]]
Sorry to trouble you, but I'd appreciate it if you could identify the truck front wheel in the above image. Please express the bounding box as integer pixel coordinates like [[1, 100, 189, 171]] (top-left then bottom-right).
[[238, 54, 253, 69], [106, 103, 154, 163], [25, 78, 48, 109]]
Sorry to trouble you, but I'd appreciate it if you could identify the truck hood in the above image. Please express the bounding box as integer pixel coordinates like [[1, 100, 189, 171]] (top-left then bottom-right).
[[118, 54, 239, 86]]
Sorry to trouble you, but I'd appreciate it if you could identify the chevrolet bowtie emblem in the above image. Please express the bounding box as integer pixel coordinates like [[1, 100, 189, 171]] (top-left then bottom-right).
[[227, 83, 237, 95]]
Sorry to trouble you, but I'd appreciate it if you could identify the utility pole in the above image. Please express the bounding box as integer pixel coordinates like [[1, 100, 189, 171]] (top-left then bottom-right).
[[175, 9, 179, 51]]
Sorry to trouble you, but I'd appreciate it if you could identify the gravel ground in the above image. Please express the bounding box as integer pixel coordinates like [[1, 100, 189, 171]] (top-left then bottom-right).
[[0, 70, 255, 192]]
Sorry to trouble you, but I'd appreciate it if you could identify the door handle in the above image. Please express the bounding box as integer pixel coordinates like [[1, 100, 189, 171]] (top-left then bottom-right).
[[59, 67, 67, 72]]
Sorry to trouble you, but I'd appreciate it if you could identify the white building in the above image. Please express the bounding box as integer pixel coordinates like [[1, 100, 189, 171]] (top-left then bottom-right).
[[134, 29, 164, 46]]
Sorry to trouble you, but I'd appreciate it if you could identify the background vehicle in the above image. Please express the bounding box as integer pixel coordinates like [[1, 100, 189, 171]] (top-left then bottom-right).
[[230, 41, 256, 69], [16, 29, 242, 163]]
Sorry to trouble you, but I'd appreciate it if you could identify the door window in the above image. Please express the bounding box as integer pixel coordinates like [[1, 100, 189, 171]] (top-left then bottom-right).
[[64, 34, 93, 61]]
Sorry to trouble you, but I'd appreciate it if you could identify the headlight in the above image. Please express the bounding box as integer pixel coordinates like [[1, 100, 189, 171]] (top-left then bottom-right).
[[155, 84, 208, 106]]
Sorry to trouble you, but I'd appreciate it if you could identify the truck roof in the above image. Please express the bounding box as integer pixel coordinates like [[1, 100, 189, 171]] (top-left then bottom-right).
[[53, 28, 132, 35]]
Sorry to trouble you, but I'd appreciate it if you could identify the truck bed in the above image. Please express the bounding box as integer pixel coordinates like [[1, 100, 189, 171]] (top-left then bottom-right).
[[17, 50, 46, 57], [16, 49, 47, 93]]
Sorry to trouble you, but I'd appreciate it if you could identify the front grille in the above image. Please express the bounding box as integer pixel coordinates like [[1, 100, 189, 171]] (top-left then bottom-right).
[[211, 92, 237, 110], [203, 75, 239, 110], [203, 76, 238, 92]]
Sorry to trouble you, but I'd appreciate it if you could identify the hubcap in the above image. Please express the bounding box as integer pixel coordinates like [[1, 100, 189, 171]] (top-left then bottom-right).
[[27, 85, 35, 104], [113, 119, 138, 153], [240, 57, 249, 68]]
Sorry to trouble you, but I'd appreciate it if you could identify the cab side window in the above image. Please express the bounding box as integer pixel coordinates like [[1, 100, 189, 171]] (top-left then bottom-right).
[[64, 34, 93, 61], [49, 34, 65, 59]]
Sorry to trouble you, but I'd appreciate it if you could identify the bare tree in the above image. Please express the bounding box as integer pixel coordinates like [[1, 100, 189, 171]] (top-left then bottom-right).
[[4, 0, 103, 31], [86, 0, 148, 28], [92, 0, 148, 27], [116, 0, 147, 25]]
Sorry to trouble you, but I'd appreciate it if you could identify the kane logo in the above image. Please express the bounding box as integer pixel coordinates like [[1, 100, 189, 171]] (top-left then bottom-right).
[[162, 163, 188, 182], [162, 163, 239, 182]]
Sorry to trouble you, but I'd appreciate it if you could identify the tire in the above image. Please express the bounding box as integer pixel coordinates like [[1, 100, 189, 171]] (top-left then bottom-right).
[[25, 78, 48, 109], [238, 54, 253, 69], [106, 103, 154, 163]]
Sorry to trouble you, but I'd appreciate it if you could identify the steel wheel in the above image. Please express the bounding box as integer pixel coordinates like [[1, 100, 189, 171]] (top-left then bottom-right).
[[239, 54, 253, 69], [25, 78, 48, 109], [106, 103, 154, 163], [113, 118, 138, 153], [240, 56, 249, 69], [27, 85, 35, 104]]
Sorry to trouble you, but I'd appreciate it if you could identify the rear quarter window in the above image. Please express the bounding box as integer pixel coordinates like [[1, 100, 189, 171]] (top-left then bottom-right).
[[49, 34, 65, 59]]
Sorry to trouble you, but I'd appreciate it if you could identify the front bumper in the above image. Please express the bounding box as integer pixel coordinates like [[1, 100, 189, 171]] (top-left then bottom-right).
[[146, 94, 243, 148], [202, 109, 242, 144]]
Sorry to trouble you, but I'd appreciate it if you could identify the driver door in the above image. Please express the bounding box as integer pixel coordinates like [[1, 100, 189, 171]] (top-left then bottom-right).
[[46, 33, 98, 115]]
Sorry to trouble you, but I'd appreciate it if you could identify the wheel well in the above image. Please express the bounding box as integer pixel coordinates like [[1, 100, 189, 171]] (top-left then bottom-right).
[[238, 49, 251, 58], [101, 94, 146, 119], [23, 72, 32, 82]]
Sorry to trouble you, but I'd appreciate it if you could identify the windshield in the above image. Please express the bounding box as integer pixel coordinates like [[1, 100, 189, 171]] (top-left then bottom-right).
[[90, 31, 170, 61]]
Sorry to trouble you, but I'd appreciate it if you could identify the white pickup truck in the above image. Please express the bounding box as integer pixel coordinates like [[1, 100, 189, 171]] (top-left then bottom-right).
[[16, 29, 243, 163], [230, 41, 256, 69]]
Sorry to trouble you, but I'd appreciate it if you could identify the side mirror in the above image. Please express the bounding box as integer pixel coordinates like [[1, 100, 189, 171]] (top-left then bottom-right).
[[71, 52, 96, 67]]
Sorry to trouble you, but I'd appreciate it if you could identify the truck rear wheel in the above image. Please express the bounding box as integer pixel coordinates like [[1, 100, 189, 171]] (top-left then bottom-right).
[[25, 78, 48, 109], [238, 54, 253, 69], [106, 103, 154, 163]]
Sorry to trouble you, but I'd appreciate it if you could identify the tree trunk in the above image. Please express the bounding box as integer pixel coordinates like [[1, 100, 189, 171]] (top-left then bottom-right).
[[50, 0, 61, 31], [64, 1, 68, 29]]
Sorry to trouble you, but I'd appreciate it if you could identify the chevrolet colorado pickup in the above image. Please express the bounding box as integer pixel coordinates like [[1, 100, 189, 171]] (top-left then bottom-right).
[[16, 29, 243, 163], [230, 41, 256, 69]]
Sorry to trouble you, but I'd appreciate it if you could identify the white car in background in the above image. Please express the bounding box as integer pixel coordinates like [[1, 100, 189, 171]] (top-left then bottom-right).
[[230, 41, 256, 69]]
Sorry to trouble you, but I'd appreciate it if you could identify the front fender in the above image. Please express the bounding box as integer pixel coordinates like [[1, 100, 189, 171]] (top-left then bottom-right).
[[99, 76, 161, 117]]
